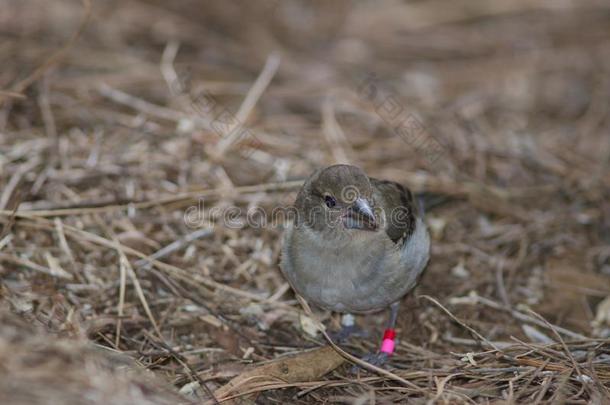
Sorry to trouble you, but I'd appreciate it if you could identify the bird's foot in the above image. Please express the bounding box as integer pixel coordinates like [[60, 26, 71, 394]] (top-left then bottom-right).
[[328, 324, 369, 343], [350, 351, 389, 373]]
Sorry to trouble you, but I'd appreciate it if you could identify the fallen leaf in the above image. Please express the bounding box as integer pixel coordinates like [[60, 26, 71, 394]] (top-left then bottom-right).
[[213, 346, 345, 404]]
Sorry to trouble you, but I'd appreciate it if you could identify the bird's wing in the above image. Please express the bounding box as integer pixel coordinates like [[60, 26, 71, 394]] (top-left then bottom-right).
[[370, 177, 419, 245]]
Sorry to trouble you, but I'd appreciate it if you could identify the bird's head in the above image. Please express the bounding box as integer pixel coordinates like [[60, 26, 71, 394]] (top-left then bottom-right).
[[296, 164, 378, 235]]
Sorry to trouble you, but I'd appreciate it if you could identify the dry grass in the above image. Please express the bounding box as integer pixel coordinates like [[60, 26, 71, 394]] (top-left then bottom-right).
[[1, 0, 610, 403], [0, 307, 195, 405]]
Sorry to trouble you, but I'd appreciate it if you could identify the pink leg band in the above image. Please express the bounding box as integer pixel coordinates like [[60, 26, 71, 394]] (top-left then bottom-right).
[[380, 328, 396, 355], [380, 338, 395, 354]]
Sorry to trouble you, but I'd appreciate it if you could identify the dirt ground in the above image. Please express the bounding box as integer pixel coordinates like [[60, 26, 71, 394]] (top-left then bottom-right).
[[1, 1, 610, 403]]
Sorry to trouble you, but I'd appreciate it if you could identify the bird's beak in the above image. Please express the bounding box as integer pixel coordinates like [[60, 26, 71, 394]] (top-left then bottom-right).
[[343, 198, 377, 231]]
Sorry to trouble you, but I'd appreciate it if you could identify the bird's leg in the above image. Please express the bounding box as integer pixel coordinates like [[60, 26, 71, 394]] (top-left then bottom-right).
[[352, 301, 400, 371], [328, 313, 368, 343]]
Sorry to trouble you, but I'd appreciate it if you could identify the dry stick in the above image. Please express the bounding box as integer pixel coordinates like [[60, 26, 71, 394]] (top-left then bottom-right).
[[98, 83, 209, 125], [420, 295, 502, 352], [0, 158, 40, 210], [495, 257, 511, 307], [532, 375, 553, 405], [0, 179, 303, 218], [160, 40, 181, 94], [442, 334, 513, 349], [53, 218, 75, 263], [525, 309, 584, 379], [511, 335, 578, 368], [214, 52, 281, 157], [0, 234, 12, 252], [431, 373, 462, 403], [0, 90, 25, 99], [520, 359, 553, 401], [296, 296, 424, 391], [295, 381, 342, 399], [322, 95, 351, 164], [134, 227, 214, 268], [267, 282, 290, 302], [143, 330, 220, 405], [115, 251, 127, 349], [586, 344, 610, 400], [113, 240, 163, 340], [0, 252, 72, 280], [4, 0, 92, 103], [473, 294, 589, 341], [506, 366, 538, 404], [38, 76, 59, 165], [0, 206, 18, 243], [53, 218, 80, 282], [43, 251, 71, 279], [411, 0, 610, 30], [551, 371, 577, 404]]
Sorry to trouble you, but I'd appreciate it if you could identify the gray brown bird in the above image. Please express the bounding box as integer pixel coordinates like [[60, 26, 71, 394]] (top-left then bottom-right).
[[281, 164, 430, 366]]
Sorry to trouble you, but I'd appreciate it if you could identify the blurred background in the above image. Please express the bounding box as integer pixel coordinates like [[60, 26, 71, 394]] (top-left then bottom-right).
[[1, 0, 610, 403]]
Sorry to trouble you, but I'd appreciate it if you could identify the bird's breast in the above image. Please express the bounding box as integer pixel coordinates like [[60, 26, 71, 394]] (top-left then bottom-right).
[[281, 223, 428, 313]]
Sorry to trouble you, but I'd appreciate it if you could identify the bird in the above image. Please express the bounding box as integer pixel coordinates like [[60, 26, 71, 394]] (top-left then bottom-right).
[[281, 164, 430, 366]]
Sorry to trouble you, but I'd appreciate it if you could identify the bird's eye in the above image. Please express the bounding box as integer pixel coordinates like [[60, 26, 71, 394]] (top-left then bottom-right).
[[324, 195, 337, 208]]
